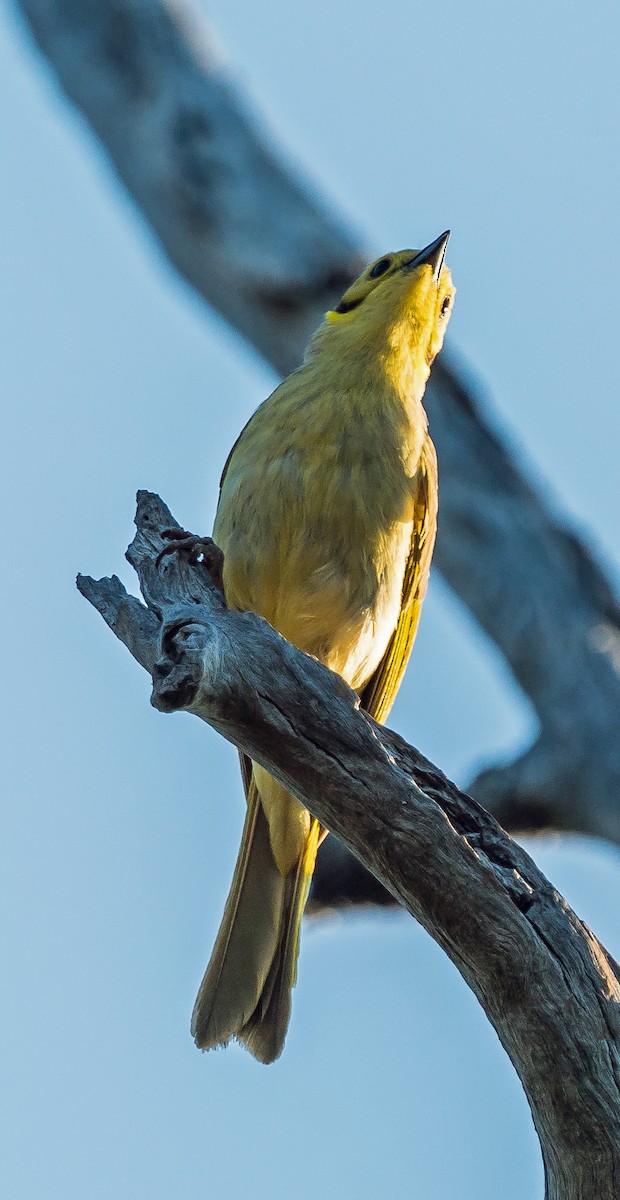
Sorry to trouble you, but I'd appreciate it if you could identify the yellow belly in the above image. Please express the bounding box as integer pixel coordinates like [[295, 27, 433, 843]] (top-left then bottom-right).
[[218, 504, 412, 686], [215, 432, 416, 688]]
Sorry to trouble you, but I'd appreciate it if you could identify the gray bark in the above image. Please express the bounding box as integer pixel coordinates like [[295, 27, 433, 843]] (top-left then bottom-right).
[[77, 490, 620, 1200], [15, 0, 620, 879]]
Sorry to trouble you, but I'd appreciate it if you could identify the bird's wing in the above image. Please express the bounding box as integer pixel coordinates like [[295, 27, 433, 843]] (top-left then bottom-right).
[[217, 378, 290, 497], [360, 435, 438, 725], [219, 400, 273, 803], [218, 417, 251, 495]]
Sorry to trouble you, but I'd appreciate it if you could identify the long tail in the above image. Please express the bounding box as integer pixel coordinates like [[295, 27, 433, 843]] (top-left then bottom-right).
[[191, 778, 321, 1064]]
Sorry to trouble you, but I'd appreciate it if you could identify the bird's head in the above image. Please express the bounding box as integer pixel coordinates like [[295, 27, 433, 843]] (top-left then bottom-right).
[[308, 233, 455, 390]]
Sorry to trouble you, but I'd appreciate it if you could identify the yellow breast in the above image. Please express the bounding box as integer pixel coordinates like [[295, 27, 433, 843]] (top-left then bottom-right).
[[214, 360, 427, 693]]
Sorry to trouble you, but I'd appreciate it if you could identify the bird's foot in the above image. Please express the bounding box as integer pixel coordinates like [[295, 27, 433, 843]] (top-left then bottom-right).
[[156, 528, 224, 593]]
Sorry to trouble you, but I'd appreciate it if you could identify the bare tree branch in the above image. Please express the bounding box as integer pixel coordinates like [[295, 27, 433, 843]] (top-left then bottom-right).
[[16, 0, 620, 874], [77, 490, 620, 1200]]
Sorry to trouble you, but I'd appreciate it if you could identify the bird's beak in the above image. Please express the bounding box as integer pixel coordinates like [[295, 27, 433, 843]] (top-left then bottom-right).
[[403, 231, 450, 282]]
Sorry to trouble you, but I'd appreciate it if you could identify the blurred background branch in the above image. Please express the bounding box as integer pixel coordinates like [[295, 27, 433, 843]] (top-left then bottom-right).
[[16, 0, 620, 903]]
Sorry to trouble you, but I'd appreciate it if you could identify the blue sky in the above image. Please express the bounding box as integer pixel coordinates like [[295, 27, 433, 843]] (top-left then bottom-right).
[[2, 1, 620, 1196]]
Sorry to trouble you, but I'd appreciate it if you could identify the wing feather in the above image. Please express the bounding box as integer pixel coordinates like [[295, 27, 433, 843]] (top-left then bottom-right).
[[360, 435, 438, 724]]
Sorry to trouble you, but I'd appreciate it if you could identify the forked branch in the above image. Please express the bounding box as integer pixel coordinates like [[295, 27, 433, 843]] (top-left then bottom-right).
[[78, 491, 620, 1200]]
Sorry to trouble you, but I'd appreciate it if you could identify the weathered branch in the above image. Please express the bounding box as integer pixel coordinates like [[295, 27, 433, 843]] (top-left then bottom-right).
[[16, 0, 620, 872], [77, 490, 620, 1200]]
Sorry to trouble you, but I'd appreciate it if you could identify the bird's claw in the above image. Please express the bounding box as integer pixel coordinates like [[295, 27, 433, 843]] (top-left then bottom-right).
[[156, 528, 225, 592]]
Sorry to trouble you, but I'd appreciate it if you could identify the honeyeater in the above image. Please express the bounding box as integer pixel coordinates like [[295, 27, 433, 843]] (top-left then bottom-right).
[[191, 232, 455, 1062]]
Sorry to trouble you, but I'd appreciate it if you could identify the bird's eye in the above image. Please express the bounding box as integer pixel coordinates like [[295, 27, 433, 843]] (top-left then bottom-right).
[[440, 296, 451, 316], [369, 258, 391, 279]]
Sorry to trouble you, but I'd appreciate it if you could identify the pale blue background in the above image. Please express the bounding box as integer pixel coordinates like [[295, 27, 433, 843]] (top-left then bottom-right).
[[3, 1, 620, 1196]]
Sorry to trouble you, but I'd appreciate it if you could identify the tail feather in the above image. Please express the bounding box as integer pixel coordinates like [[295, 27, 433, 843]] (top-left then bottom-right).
[[191, 776, 322, 1063], [191, 781, 286, 1052], [238, 818, 322, 1064]]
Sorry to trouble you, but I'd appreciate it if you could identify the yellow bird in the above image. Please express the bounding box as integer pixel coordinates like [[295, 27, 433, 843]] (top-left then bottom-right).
[[191, 232, 455, 1062]]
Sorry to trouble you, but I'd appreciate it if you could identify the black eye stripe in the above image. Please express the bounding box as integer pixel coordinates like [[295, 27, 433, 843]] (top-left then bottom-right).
[[334, 296, 364, 314], [369, 257, 391, 279]]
